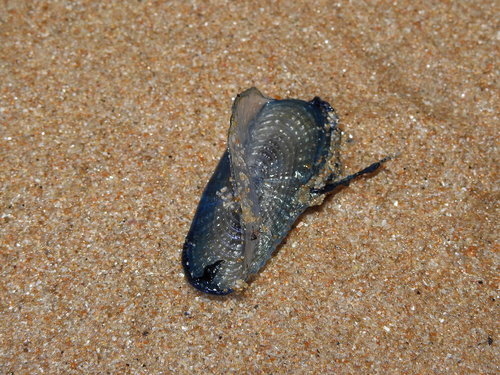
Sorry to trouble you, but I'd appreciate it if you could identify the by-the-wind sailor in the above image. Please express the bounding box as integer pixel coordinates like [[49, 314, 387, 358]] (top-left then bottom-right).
[[182, 87, 391, 295]]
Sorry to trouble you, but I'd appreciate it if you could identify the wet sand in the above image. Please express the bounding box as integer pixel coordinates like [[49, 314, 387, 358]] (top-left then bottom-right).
[[1, 1, 498, 373]]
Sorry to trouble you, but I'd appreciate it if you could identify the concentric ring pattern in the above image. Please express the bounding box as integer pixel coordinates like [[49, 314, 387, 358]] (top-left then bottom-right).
[[182, 87, 340, 295]]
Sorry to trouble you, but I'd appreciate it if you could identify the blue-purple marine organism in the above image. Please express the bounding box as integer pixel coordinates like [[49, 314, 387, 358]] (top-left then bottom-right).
[[182, 87, 390, 295]]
